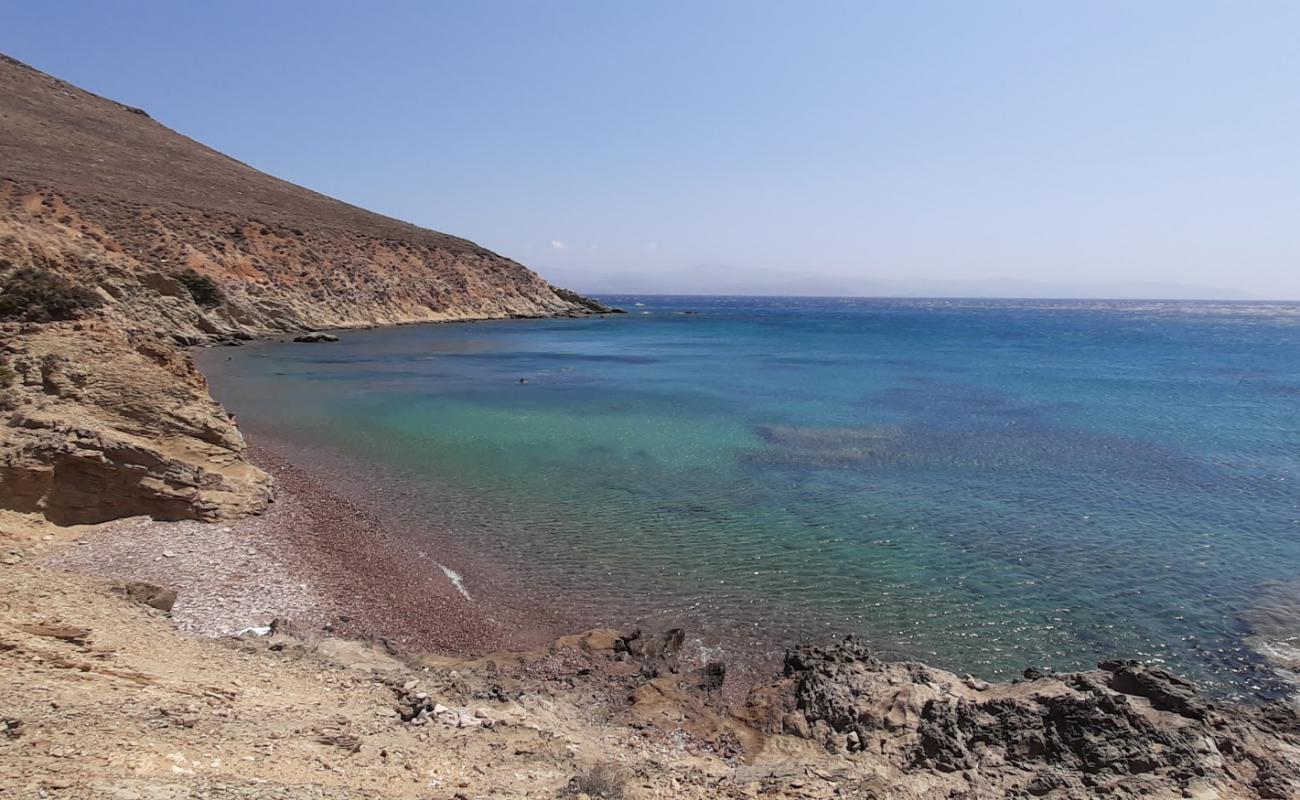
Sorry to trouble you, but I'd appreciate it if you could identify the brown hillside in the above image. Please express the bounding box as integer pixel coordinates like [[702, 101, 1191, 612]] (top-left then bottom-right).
[[0, 52, 608, 336], [0, 52, 609, 525], [0, 53, 483, 248]]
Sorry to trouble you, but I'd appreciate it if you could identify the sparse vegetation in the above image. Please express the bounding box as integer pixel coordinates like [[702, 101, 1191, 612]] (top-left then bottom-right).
[[0, 264, 104, 322], [0, 356, 16, 411], [569, 762, 629, 799], [176, 269, 223, 307]]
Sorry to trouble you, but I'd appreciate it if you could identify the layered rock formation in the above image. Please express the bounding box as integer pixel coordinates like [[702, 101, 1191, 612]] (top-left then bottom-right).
[[0, 319, 271, 524], [0, 53, 611, 523]]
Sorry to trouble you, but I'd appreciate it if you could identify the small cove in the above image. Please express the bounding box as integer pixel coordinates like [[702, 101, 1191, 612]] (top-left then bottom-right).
[[200, 296, 1300, 699]]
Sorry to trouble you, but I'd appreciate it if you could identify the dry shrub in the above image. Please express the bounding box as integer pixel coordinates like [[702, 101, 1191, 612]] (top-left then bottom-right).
[[569, 761, 629, 799]]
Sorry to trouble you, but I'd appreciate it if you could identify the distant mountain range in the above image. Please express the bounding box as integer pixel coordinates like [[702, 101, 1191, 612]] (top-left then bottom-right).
[[542, 263, 1260, 301]]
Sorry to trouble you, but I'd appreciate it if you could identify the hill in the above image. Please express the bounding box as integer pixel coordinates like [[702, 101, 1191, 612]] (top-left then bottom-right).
[[0, 52, 609, 524], [0, 53, 608, 335]]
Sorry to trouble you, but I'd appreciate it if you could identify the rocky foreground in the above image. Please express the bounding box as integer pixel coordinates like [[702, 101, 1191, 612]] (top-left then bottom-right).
[[3, 509, 1300, 800]]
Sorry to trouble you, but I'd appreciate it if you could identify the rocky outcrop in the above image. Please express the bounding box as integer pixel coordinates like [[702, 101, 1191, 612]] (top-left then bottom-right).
[[405, 624, 1300, 797], [0, 319, 272, 524], [758, 636, 1300, 798], [0, 52, 613, 524], [292, 332, 339, 343]]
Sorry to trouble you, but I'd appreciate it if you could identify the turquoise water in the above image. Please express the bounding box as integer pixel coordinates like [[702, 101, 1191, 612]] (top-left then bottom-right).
[[200, 297, 1300, 697]]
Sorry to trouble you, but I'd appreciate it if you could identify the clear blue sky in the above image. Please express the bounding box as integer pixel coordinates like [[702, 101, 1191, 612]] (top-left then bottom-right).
[[4, 1, 1298, 297]]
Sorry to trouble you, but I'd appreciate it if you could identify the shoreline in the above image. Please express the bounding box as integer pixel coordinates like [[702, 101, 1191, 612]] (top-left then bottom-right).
[[227, 421, 792, 689], [15, 308, 1296, 713], [50, 417, 1300, 709], [48, 429, 780, 699], [193, 323, 1300, 706], [46, 444, 580, 655]]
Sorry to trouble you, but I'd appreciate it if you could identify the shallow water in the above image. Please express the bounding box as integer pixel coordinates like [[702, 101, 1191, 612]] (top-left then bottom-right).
[[201, 296, 1300, 698]]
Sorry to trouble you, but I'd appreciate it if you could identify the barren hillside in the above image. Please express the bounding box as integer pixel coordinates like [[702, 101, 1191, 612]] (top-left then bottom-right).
[[0, 53, 608, 336]]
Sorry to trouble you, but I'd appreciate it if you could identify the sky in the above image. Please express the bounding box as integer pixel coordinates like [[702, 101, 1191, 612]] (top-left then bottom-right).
[[3, 1, 1298, 298]]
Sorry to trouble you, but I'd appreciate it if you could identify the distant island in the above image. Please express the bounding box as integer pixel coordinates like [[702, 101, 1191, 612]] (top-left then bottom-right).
[[545, 262, 1261, 301]]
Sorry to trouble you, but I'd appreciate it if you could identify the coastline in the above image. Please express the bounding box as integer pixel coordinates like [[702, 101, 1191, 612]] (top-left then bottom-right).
[[190, 311, 1300, 707], [13, 365, 1300, 797], [186, 314, 1300, 705], [4, 38, 1300, 797]]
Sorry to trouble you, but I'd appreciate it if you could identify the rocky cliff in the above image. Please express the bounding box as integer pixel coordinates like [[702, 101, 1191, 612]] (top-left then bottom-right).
[[0, 53, 612, 524]]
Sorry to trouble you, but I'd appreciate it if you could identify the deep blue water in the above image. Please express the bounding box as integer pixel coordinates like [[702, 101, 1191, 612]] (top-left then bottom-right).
[[201, 296, 1300, 697]]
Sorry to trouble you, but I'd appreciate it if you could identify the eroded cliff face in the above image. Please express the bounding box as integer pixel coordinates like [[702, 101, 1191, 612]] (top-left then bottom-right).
[[0, 320, 272, 524], [0, 53, 611, 524], [0, 180, 609, 342]]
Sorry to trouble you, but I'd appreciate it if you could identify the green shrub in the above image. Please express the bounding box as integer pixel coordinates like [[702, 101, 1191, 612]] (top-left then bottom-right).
[[0, 265, 104, 322], [0, 359, 15, 412], [176, 269, 223, 308]]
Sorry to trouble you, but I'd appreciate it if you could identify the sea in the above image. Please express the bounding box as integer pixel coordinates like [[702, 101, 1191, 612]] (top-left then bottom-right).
[[199, 296, 1300, 699]]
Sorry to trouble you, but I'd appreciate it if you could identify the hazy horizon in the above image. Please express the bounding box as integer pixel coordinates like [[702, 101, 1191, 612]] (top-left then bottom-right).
[[4, 2, 1299, 299], [547, 262, 1269, 301]]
